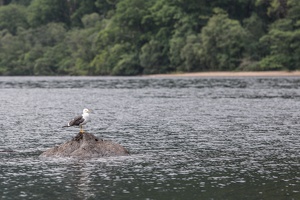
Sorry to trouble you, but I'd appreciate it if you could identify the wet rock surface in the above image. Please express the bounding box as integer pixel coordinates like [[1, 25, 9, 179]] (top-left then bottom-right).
[[0, 148, 14, 153], [40, 132, 129, 158]]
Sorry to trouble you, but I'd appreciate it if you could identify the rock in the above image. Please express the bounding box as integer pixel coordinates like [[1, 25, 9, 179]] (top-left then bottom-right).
[[0, 148, 14, 153], [40, 132, 129, 158]]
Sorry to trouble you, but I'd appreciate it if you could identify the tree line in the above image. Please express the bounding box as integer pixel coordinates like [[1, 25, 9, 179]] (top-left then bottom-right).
[[0, 0, 299, 75]]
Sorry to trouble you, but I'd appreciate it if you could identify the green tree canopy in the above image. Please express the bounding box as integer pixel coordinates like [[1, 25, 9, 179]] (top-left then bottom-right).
[[259, 0, 300, 70], [200, 9, 249, 70], [28, 0, 71, 27], [0, 4, 28, 35], [0, 0, 300, 75]]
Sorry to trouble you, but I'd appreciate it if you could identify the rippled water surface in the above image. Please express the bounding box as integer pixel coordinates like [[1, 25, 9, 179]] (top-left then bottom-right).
[[0, 76, 299, 199]]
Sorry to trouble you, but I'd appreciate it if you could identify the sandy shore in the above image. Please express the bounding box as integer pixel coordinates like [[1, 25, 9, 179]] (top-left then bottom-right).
[[148, 71, 300, 77]]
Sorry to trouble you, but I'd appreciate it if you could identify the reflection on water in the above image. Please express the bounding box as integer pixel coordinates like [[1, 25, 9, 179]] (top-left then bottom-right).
[[0, 76, 299, 199]]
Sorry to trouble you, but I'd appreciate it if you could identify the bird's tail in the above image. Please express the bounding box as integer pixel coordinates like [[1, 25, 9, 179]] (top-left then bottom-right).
[[62, 125, 69, 128]]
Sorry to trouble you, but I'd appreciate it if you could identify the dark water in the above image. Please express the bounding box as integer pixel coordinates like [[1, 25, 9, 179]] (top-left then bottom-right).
[[0, 76, 299, 200]]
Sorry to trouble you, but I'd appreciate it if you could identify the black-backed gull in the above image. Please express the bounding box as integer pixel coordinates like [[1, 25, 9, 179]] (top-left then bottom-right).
[[63, 108, 91, 133]]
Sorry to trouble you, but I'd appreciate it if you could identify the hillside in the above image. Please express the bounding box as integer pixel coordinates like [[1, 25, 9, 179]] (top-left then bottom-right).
[[0, 0, 299, 75]]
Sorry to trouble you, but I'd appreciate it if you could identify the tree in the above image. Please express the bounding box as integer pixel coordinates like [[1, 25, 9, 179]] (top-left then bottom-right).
[[180, 34, 204, 72], [28, 0, 70, 27], [200, 8, 250, 71], [140, 39, 169, 74], [256, 0, 288, 19], [69, 0, 98, 27], [259, 0, 300, 70], [0, 4, 28, 35], [63, 14, 102, 75], [208, 0, 257, 20], [1, 0, 300, 75], [0, 30, 33, 75]]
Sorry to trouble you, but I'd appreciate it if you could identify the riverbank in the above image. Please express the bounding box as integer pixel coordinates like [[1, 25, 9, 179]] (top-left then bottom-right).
[[147, 71, 300, 77]]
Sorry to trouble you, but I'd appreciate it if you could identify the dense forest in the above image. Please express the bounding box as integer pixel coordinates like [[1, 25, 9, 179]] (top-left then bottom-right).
[[0, 0, 299, 75]]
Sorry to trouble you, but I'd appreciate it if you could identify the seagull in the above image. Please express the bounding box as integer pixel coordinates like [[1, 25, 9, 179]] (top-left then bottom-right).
[[63, 108, 91, 133]]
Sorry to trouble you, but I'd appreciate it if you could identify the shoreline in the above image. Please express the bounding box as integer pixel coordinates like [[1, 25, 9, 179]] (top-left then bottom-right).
[[147, 71, 300, 77]]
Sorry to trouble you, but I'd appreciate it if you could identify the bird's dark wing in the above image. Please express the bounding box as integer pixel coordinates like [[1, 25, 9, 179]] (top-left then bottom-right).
[[68, 115, 84, 126]]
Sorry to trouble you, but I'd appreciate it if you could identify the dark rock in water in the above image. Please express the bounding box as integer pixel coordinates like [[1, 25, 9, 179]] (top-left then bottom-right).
[[40, 132, 129, 158], [0, 148, 14, 153]]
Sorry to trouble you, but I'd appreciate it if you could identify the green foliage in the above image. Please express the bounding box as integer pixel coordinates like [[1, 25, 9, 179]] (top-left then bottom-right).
[[0, 31, 31, 75], [256, 0, 288, 19], [242, 13, 266, 61], [180, 34, 204, 72], [258, 0, 300, 71], [69, 0, 97, 27], [113, 52, 141, 75], [200, 9, 249, 71], [0, 0, 300, 75], [140, 39, 169, 74], [0, 4, 28, 35], [28, 0, 70, 27], [260, 19, 300, 70], [169, 36, 185, 68], [10, 0, 32, 6], [259, 55, 286, 70]]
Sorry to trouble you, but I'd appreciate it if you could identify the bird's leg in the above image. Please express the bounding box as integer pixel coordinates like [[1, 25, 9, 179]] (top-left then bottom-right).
[[79, 125, 85, 134]]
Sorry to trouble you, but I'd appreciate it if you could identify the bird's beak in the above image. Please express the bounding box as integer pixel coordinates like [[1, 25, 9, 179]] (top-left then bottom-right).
[[88, 109, 92, 113]]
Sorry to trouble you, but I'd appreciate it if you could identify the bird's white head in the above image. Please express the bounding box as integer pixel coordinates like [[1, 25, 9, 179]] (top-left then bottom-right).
[[83, 108, 91, 113]]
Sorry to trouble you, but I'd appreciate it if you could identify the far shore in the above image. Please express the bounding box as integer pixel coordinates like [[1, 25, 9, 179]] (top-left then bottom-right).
[[147, 71, 300, 77]]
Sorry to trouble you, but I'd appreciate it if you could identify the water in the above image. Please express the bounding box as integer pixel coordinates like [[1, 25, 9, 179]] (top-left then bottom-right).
[[0, 76, 299, 200]]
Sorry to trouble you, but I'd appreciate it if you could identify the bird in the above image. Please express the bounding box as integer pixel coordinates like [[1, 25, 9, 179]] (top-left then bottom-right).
[[63, 108, 91, 133]]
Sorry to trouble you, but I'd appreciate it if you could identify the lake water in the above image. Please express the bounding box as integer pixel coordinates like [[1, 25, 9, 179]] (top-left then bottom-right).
[[0, 76, 299, 200]]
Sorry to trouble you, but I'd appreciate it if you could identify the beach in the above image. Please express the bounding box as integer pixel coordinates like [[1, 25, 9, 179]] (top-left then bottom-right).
[[148, 71, 300, 77]]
